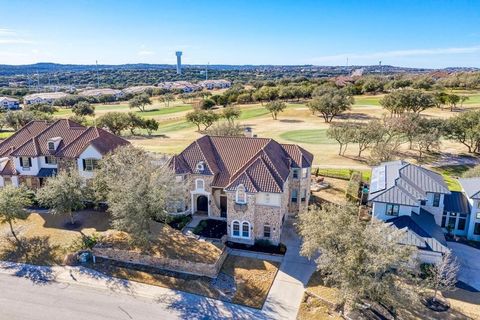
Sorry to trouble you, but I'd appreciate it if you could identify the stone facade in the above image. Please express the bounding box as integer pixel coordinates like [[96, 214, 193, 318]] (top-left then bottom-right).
[[288, 169, 311, 215], [18, 176, 41, 189], [93, 245, 228, 278]]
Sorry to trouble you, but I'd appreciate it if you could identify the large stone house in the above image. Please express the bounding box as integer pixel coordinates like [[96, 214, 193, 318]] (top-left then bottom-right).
[[0, 119, 129, 188], [169, 135, 313, 245], [367, 160, 480, 264]]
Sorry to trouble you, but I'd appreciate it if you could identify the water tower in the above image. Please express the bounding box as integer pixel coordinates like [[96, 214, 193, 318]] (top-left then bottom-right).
[[176, 51, 182, 75]]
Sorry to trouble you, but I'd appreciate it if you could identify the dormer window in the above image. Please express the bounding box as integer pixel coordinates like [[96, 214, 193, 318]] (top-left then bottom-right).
[[236, 184, 247, 204], [196, 161, 205, 172], [47, 137, 62, 152]]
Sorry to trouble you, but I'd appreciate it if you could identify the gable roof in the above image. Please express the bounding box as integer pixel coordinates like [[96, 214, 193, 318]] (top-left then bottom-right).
[[387, 209, 449, 253], [458, 177, 480, 200], [368, 161, 450, 206], [0, 119, 129, 159], [169, 135, 313, 193]]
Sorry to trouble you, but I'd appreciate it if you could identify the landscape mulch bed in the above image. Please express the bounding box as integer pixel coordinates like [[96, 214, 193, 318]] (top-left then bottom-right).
[[226, 241, 287, 255], [193, 219, 227, 239]]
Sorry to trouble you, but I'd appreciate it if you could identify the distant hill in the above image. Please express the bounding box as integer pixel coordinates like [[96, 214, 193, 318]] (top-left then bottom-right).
[[1, 62, 476, 76]]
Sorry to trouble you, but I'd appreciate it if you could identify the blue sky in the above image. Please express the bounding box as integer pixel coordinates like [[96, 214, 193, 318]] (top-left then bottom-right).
[[0, 0, 479, 67]]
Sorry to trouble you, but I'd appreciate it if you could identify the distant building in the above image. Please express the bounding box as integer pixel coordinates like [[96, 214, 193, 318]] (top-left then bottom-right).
[[176, 51, 182, 75], [198, 79, 232, 90], [122, 85, 156, 95], [78, 88, 124, 100], [23, 92, 69, 105], [0, 97, 20, 110], [157, 81, 201, 93]]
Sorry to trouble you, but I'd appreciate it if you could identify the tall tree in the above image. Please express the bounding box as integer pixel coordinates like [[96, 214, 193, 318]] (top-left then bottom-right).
[[97, 112, 131, 135], [299, 203, 417, 315], [264, 101, 287, 120], [308, 88, 353, 122], [0, 186, 32, 246], [94, 146, 186, 246], [222, 106, 241, 124], [443, 110, 480, 153], [445, 94, 460, 112], [326, 122, 356, 155], [37, 170, 87, 225], [72, 101, 95, 117], [129, 93, 152, 112]]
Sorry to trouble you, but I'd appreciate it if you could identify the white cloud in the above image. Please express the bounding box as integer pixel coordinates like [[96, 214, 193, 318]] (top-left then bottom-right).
[[311, 45, 480, 63]]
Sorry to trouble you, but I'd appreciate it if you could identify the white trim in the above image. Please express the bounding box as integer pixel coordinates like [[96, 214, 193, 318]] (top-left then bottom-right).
[[235, 184, 247, 204], [195, 178, 205, 191], [230, 219, 251, 239]]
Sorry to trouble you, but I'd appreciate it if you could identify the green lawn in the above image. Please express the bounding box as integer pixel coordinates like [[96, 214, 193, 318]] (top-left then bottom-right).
[[279, 129, 335, 144], [432, 165, 474, 191], [136, 105, 192, 117], [0, 131, 14, 139], [314, 168, 371, 182], [353, 95, 382, 106]]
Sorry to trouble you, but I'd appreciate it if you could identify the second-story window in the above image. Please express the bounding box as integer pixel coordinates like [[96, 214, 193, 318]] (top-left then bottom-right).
[[20, 157, 31, 169], [302, 168, 308, 178], [83, 158, 99, 172], [386, 204, 400, 216], [48, 141, 55, 151], [291, 189, 298, 203], [195, 179, 204, 190], [45, 156, 57, 165], [433, 193, 441, 207], [196, 161, 205, 172], [236, 184, 247, 204], [292, 169, 299, 179]]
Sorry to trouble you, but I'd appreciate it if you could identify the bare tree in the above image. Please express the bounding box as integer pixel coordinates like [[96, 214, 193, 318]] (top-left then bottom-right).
[[424, 250, 459, 304]]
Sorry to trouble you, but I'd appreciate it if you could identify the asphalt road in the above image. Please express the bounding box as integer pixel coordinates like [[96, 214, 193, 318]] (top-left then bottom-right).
[[0, 273, 182, 320]]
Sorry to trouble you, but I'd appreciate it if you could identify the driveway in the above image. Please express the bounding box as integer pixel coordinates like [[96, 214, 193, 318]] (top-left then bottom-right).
[[262, 218, 317, 320], [449, 242, 480, 291]]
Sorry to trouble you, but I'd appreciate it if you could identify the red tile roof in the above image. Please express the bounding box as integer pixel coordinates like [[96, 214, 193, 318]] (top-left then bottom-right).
[[170, 136, 313, 193], [1, 119, 129, 159]]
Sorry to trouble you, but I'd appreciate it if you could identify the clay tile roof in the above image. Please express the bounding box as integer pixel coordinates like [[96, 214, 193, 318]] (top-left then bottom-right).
[[0, 159, 16, 176], [0, 119, 129, 159], [0, 121, 50, 157], [170, 135, 313, 193]]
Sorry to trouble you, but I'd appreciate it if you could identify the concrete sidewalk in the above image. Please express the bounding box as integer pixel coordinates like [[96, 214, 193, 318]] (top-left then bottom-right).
[[262, 218, 317, 320]]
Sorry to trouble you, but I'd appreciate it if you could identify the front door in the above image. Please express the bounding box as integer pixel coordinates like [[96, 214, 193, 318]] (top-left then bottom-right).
[[220, 196, 227, 218], [197, 195, 208, 214]]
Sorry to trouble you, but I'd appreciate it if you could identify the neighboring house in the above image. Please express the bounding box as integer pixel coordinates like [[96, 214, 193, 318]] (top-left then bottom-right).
[[368, 161, 451, 263], [23, 92, 68, 105], [169, 135, 313, 245], [122, 85, 156, 95], [198, 79, 232, 90], [158, 81, 201, 93], [458, 178, 480, 241], [0, 97, 20, 110], [78, 88, 125, 100], [0, 119, 129, 188]]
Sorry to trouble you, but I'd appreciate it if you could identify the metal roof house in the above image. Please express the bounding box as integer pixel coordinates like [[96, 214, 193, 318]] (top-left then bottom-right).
[[368, 161, 451, 263], [458, 177, 480, 241]]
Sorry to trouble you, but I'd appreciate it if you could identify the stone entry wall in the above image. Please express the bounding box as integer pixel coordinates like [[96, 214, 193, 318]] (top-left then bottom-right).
[[92, 245, 228, 278]]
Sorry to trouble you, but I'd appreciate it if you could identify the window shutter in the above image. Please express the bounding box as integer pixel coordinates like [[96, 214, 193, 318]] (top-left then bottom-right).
[[45, 156, 48, 164], [28, 158, 32, 167], [19, 157, 24, 167], [82, 159, 86, 170]]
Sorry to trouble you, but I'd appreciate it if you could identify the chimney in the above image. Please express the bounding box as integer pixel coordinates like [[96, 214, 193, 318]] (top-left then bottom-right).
[[244, 127, 253, 138]]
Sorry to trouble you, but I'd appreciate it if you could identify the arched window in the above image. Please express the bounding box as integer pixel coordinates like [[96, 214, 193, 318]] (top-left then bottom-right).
[[232, 221, 240, 237], [236, 184, 247, 204], [195, 179, 204, 190], [196, 161, 205, 172], [242, 221, 250, 238]]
